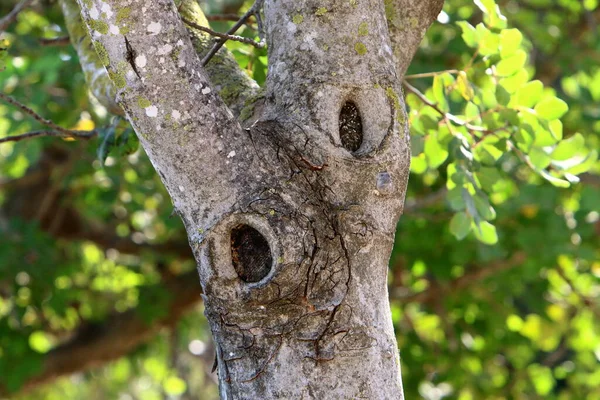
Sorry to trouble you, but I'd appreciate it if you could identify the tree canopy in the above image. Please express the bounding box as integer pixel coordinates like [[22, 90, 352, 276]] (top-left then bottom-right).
[[0, 0, 599, 398]]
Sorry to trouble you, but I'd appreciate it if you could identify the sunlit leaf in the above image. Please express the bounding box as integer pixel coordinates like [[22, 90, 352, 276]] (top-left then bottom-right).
[[450, 212, 472, 240], [534, 96, 569, 120]]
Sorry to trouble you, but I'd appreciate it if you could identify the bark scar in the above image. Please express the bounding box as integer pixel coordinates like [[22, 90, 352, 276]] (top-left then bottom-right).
[[124, 36, 141, 79]]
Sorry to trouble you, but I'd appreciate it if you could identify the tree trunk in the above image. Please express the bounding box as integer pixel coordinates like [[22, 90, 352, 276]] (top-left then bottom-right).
[[75, 0, 442, 398]]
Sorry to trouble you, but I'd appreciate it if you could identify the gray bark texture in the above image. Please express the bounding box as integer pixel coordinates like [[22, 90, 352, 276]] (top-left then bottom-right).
[[75, 0, 442, 398]]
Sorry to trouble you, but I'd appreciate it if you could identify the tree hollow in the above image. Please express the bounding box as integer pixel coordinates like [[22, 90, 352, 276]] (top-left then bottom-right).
[[339, 101, 363, 152], [230, 224, 272, 283]]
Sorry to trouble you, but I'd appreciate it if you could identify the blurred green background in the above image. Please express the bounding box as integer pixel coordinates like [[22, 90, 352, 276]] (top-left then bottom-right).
[[0, 0, 599, 399]]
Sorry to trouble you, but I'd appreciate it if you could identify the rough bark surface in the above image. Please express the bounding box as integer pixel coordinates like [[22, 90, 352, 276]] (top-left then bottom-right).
[[75, 0, 442, 398]]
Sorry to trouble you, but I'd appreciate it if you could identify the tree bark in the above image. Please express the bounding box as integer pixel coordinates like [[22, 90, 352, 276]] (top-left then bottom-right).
[[74, 0, 442, 398]]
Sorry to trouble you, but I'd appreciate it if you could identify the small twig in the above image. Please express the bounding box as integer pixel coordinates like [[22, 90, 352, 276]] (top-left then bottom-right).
[[404, 69, 460, 80], [201, 0, 265, 66], [464, 49, 480, 71], [39, 36, 70, 46], [181, 17, 265, 49], [206, 14, 254, 23], [402, 80, 491, 134], [254, 7, 265, 43], [0, 0, 33, 31], [0, 130, 97, 144], [0, 92, 75, 135]]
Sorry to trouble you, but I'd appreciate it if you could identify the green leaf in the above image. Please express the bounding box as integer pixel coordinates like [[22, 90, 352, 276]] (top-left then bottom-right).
[[514, 80, 544, 108], [584, 0, 598, 10], [499, 69, 529, 93], [561, 150, 598, 175], [96, 126, 116, 164], [474, 0, 495, 14], [534, 96, 569, 120], [456, 71, 474, 101], [476, 167, 504, 192], [410, 153, 427, 174], [447, 188, 466, 211], [496, 50, 527, 77], [500, 29, 523, 57], [474, 194, 497, 221], [163, 376, 187, 396], [533, 128, 559, 147], [447, 163, 466, 189], [474, 141, 504, 165], [495, 85, 511, 106], [479, 29, 500, 56], [548, 120, 563, 141], [411, 135, 425, 156], [457, 21, 478, 48], [432, 75, 449, 112], [424, 134, 449, 169], [528, 147, 552, 170], [514, 128, 534, 152], [473, 221, 498, 244], [538, 170, 571, 188], [475, 0, 507, 29], [551, 133, 584, 161], [479, 88, 498, 109], [115, 128, 139, 156], [450, 212, 473, 240], [29, 331, 54, 353], [528, 364, 555, 396]]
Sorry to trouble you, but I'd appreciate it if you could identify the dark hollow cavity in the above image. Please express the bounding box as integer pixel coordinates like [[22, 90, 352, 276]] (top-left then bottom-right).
[[230, 224, 272, 283], [339, 101, 363, 152]]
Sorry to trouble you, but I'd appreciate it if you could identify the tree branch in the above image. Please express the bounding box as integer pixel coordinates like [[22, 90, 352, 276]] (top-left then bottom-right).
[[0, 0, 33, 31], [39, 36, 71, 46], [200, 0, 264, 66], [76, 0, 262, 239], [206, 13, 254, 23], [387, 0, 445, 78], [0, 129, 96, 144], [181, 17, 265, 49], [0, 92, 87, 136], [7, 271, 202, 395], [60, 0, 260, 118], [177, 0, 261, 117], [392, 252, 527, 304], [58, 0, 122, 115], [403, 80, 507, 134]]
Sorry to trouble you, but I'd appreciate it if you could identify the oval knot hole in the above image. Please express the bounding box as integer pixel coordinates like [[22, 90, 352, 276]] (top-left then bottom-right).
[[231, 224, 273, 283], [339, 101, 363, 152]]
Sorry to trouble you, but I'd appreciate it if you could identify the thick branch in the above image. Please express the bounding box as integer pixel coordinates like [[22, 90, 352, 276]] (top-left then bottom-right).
[[387, 0, 445, 78], [11, 271, 202, 395], [76, 0, 266, 243], [59, 0, 122, 114], [177, 0, 260, 116], [61, 0, 259, 118]]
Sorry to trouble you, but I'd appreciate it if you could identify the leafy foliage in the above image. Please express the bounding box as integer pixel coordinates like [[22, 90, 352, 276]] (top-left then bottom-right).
[[0, 0, 598, 399]]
